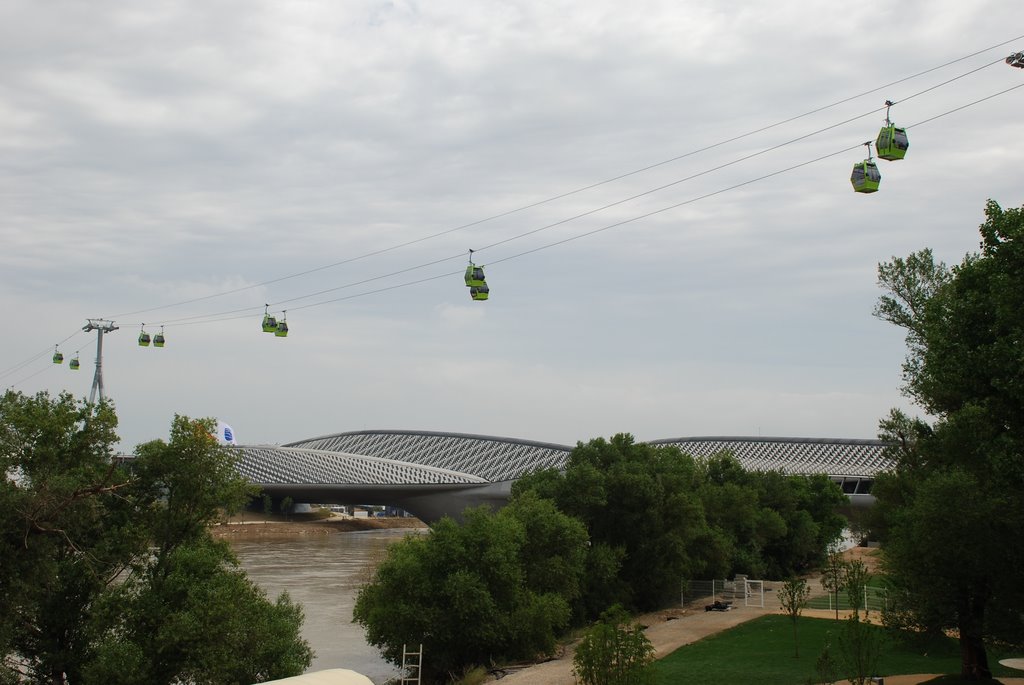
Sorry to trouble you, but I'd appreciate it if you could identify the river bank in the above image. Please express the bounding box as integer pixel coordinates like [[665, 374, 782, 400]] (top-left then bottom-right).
[[211, 512, 427, 541], [224, 528, 1023, 685]]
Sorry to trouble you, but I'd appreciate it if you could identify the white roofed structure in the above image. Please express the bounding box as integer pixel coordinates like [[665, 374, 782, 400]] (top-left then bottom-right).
[[233, 431, 890, 522]]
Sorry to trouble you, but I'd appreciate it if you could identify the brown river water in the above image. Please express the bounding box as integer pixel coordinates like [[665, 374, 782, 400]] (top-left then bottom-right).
[[232, 529, 421, 684]]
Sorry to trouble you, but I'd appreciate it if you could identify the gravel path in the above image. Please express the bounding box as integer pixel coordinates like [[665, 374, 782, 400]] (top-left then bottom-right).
[[489, 604, 770, 684]]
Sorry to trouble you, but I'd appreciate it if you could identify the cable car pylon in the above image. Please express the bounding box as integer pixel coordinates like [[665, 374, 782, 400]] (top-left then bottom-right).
[[82, 319, 118, 404]]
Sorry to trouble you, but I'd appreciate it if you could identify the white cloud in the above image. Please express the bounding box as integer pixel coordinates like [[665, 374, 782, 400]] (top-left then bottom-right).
[[3, 0, 1022, 450]]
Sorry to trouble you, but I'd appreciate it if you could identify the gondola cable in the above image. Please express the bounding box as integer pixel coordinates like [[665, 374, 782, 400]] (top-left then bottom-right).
[[281, 82, 1024, 314], [121, 57, 1012, 325], [8, 79, 1024, 390], [0, 329, 87, 381], [122, 71, 1014, 330], [104, 39, 1021, 321], [93, 80, 1024, 330]]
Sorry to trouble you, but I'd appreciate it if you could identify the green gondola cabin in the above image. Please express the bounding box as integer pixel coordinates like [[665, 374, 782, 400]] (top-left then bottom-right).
[[470, 283, 490, 301], [275, 321, 289, 337], [262, 313, 278, 333], [851, 160, 881, 193], [69, 357, 80, 370], [52, 349, 64, 364], [876, 125, 909, 161], [138, 330, 151, 347], [153, 331, 165, 348], [464, 265, 486, 288]]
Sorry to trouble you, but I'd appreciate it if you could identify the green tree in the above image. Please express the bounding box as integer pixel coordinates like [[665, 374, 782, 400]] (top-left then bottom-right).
[[86, 537, 311, 685], [696, 454, 846, 579], [0, 391, 128, 684], [572, 606, 656, 685], [503, 491, 588, 602], [777, 578, 811, 658], [815, 637, 840, 685], [842, 560, 871, 617], [132, 415, 255, 558], [872, 200, 1024, 679], [710, 465, 845, 579], [514, 434, 710, 613], [820, 544, 846, 620], [758, 472, 846, 577], [837, 614, 883, 685], [696, 455, 777, 577], [86, 415, 311, 685], [516, 437, 846, 617], [0, 392, 311, 684], [833, 558, 882, 684], [353, 498, 588, 682]]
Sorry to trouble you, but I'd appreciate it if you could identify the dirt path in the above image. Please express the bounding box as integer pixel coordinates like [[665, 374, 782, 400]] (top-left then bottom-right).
[[489, 604, 770, 684]]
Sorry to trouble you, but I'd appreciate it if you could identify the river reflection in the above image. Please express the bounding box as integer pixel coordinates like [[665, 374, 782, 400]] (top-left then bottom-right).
[[232, 529, 422, 684]]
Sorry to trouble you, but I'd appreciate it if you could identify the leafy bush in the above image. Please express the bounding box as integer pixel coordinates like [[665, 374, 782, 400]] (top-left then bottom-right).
[[573, 606, 656, 685], [353, 495, 587, 681]]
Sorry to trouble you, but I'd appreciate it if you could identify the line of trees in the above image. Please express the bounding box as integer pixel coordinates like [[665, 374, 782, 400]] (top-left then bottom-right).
[[354, 433, 848, 681], [870, 200, 1024, 680], [515, 434, 847, 611], [0, 391, 312, 685]]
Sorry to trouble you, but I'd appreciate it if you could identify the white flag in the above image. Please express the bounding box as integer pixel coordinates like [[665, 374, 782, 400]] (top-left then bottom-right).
[[215, 420, 237, 445]]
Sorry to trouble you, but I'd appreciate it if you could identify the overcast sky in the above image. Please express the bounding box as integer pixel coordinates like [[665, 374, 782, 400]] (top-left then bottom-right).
[[3, 1, 1023, 451]]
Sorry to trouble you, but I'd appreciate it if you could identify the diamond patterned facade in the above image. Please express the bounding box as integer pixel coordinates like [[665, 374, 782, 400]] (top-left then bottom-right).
[[284, 430, 572, 482], [235, 445, 488, 486], [233, 431, 890, 522], [647, 437, 888, 494]]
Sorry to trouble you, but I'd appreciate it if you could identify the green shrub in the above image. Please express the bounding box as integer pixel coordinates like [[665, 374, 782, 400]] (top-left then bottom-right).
[[573, 606, 656, 685]]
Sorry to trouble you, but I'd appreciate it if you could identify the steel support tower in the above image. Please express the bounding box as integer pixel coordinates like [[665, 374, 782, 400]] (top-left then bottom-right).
[[82, 319, 118, 404]]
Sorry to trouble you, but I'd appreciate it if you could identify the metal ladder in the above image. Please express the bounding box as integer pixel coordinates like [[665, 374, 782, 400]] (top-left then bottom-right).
[[401, 643, 422, 685]]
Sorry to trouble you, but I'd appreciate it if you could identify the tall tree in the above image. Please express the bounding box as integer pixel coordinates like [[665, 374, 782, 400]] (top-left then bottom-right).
[[0, 393, 311, 684], [778, 578, 811, 658], [86, 416, 312, 685], [86, 537, 311, 685], [354, 497, 588, 682], [819, 544, 846, 620], [514, 434, 710, 613], [0, 391, 132, 684], [873, 200, 1024, 679]]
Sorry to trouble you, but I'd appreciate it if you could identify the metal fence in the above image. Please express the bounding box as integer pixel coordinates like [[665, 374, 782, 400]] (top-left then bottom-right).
[[808, 585, 888, 614], [681, 578, 779, 610], [683, 579, 888, 614]]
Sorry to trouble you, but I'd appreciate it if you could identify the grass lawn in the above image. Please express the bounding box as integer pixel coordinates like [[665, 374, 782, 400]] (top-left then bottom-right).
[[655, 615, 1021, 684]]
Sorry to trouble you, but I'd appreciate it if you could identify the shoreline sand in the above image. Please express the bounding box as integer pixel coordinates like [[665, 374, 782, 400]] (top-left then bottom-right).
[[211, 513, 427, 541]]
